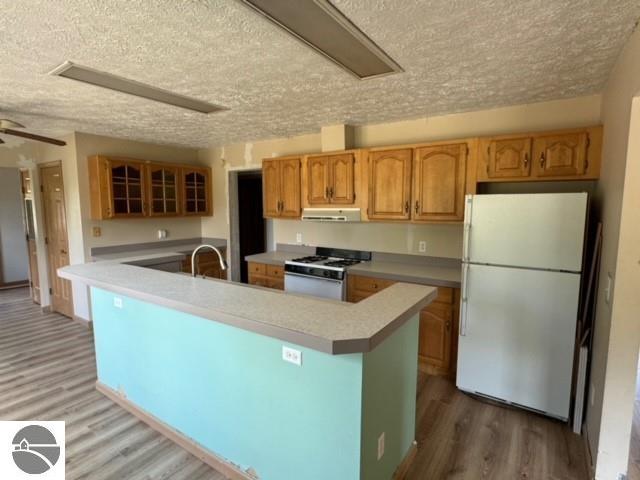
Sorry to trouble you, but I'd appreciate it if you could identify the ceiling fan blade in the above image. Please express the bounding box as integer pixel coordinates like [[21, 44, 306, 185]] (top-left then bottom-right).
[[0, 138, 4, 144], [0, 119, 25, 129], [0, 128, 66, 146]]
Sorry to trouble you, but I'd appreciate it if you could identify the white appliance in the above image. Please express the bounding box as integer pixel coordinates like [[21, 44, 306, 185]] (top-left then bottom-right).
[[301, 208, 361, 222], [284, 248, 371, 300], [457, 192, 588, 420]]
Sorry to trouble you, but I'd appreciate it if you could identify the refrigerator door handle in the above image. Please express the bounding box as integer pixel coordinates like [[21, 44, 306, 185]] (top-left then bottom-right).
[[463, 195, 473, 262], [460, 263, 470, 336]]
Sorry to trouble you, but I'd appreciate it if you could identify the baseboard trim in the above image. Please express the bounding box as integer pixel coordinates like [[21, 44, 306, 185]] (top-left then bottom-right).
[[71, 315, 92, 330], [393, 440, 418, 480], [95, 382, 258, 480], [582, 425, 595, 479], [41, 305, 52, 313], [0, 281, 29, 290]]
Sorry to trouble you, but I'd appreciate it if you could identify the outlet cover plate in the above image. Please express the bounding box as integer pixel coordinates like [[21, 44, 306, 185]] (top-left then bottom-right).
[[282, 346, 302, 366]]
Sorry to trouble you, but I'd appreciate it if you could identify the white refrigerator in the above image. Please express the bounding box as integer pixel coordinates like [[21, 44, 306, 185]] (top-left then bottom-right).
[[457, 192, 587, 420]]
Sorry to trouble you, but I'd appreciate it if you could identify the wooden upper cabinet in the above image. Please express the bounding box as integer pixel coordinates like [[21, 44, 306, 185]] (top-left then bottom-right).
[[147, 163, 180, 216], [89, 156, 147, 219], [304, 152, 356, 206], [307, 156, 330, 205], [368, 149, 412, 220], [182, 166, 212, 216], [477, 127, 602, 182], [262, 159, 281, 217], [412, 143, 467, 222], [279, 158, 301, 218], [89, 156, 212, 219], [262, 156, 301, 219], [533, 132, 588, 178], [487, 137, 532, 179], [329, 154, 355, 204]]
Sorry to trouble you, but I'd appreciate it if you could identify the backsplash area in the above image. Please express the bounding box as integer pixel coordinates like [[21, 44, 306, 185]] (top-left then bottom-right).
[[273, 220, 463, 259]]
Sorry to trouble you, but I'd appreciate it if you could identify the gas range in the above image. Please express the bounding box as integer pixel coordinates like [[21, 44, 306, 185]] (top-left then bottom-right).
[[284, 247, 371, 300]]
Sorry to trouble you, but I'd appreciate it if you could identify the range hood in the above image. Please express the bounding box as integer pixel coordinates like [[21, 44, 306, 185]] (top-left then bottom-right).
[[301, 208, 361, 222]]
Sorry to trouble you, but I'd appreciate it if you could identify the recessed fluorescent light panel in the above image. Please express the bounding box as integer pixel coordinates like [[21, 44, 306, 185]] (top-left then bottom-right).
[[49, 62, 226, 114], [240, 0, 403, 79]]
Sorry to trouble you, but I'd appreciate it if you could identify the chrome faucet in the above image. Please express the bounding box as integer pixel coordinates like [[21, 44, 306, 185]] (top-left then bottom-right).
[[191, 244, 228, 277]]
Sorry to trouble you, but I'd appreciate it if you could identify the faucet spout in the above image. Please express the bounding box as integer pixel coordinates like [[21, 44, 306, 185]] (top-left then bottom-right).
[[191, 244, 228, 277]]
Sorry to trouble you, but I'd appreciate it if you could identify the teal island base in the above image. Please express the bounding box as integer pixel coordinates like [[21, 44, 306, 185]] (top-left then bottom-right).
[[90, 287, 421, 480]]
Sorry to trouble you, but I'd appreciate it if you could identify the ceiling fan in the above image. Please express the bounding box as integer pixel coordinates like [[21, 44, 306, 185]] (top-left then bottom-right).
[[0, 119, 66, 146]]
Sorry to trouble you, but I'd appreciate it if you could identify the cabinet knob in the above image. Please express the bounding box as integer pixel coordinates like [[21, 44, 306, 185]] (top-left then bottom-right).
[[325, 187, 329, 199], [539, 152, 546, 168], [404, 201, 409, 213], [446, 320, 451, 331], [523, 153, 529, 167], [415, 201, 419, 214]]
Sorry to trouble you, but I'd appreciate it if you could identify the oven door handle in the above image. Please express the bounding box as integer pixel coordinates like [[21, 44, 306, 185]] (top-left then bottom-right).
[[284, 271, 344, 283]]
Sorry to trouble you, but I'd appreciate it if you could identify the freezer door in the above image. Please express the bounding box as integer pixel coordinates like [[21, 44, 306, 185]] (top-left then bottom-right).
[[464, 193, 587, 271], [457, 264, 580, 419]]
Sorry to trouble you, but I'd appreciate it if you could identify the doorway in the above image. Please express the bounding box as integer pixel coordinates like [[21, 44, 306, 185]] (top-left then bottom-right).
[[0, 167, 30, 290], [39, 163, 73, 317], [228, 170, 267, 283]]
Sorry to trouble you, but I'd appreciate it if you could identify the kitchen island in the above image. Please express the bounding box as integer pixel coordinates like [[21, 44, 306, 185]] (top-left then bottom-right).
[[59, 262, 436, 480]]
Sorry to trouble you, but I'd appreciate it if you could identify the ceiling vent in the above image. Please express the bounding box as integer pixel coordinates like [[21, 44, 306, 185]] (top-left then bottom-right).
[[240, 0, 403, 79], [49, 62, 227, 114]]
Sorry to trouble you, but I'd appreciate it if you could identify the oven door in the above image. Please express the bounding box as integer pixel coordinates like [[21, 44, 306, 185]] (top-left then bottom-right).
[[284, 272, 345, 301]]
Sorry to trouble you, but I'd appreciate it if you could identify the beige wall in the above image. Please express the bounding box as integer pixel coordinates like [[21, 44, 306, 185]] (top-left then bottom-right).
[[200, 95, 602, 258], [586, 27, 640, 479]]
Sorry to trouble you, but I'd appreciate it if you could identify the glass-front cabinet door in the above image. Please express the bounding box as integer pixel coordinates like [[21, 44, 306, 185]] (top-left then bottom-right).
[[147, 164, 180, 216], [109, 160, 146, 217], [182, 167, 211, 215]]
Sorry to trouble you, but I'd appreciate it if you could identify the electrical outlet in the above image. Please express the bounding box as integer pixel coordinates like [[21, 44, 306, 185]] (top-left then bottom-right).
[[282, 346, 302, 366], [113, 297, 123, 309], [296, 233, 302, 244], [158, 229, 168, 239], [418, 241, 427, 253], [92, 226, 101, 237], [377, 432, 385, 460]]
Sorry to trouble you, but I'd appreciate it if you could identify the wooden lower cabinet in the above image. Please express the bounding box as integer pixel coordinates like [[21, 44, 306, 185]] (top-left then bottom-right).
[[247, 262, 284, 290], [181, 249, 227, 280], [347, 274, 459, 378]]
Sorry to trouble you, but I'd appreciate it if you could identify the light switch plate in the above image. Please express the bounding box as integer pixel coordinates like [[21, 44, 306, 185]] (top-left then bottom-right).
[[605, 273, 613, 304], [282, 346, 302, 366], [113, 297, 123, 309], [418, 241, 427, 253]]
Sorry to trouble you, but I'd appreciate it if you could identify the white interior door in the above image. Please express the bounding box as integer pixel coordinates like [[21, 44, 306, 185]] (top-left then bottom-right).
[[457, 263, 580, 419], [465, 193, 587, 271]]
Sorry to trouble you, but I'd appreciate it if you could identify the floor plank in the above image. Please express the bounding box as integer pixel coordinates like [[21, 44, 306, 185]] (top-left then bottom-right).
[[0, 287, 588, 480]]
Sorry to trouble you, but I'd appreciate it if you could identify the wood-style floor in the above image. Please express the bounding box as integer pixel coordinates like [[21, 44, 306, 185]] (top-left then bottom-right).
[[1, 288, 588, 480]]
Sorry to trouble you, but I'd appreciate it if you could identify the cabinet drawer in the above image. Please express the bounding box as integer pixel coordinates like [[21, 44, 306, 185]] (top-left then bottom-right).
[[351, 275, 395, 293], [248, 262, 266, 276], [248, 274, 267, 287], [266, 278, 284, 290], [267, 265, 284, 278], [431, 286, 454, 305]]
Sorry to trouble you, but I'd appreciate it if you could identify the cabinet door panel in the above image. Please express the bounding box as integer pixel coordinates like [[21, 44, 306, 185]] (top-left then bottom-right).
[[488, 138, 532, 178], [368, 149, 412, 220], [307, 156, 330, 205], [148, 164, 180, 216], [330, 153, 355, 204], [182, 167, 211, 216], [413, 144, 466, 222], [533, 133, 588, 177], [262, 159, 280, 217], [419, 304, 452, 371], [279, 158, 301, 218]]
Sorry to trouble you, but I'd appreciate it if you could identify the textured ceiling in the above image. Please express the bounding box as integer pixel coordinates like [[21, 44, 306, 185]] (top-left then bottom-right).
[[0, 0, 638, 149]]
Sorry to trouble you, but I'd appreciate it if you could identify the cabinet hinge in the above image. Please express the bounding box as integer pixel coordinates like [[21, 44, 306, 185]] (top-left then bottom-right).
[[44, 237, 49, 245], [48, 287, 53, 295], [353, 192, 356, 201], [466, 146, 470, 156], [40, 185, 44, 193], [586, 135, 591, 149]]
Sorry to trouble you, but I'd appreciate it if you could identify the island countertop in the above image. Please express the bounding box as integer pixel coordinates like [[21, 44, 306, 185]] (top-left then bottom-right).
[[59, 262, 436, 354]]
